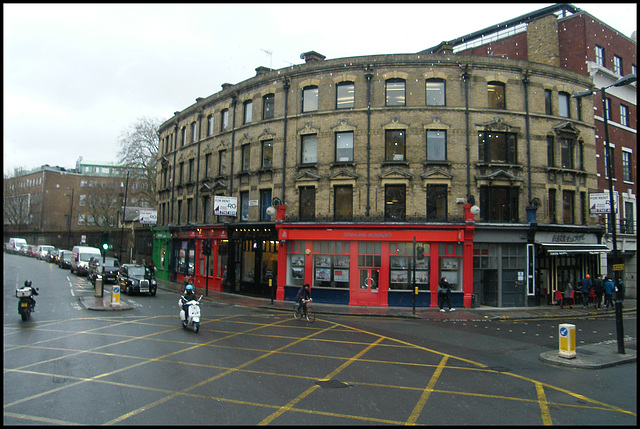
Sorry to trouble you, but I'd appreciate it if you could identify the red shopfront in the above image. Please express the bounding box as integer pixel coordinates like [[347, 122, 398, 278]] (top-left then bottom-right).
[[275, 221, 475, 308], [173, 226, 227, 295]]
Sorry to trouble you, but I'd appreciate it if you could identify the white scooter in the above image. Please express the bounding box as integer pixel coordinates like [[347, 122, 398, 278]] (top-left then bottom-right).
[[179, 294, 202, 333]]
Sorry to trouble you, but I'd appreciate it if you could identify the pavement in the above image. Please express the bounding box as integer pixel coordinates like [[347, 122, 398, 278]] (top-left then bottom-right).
[[79, 279, 636, 369]]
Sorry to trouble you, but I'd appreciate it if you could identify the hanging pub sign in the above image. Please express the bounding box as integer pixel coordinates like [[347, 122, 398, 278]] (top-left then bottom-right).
[[213, 196, 238, 217]]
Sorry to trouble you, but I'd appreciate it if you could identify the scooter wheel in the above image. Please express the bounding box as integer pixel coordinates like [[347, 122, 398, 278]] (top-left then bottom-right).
[[193, 322, 199, 333], [181, 320, 187, 329]]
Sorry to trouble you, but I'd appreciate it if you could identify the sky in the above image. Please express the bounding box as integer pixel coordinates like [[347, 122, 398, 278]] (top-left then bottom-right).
[[3, 3, 637, 176]]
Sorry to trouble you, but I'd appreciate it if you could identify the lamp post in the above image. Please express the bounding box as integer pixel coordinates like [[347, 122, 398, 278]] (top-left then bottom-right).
[[65, 187, 74, 249], [573, 73, 636, 354]]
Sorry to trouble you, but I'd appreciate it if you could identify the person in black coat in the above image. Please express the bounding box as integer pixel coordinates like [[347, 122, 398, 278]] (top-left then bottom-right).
[[438, 277, 455, 312]]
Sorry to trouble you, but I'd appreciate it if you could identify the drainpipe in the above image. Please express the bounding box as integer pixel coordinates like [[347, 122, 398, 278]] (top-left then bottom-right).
[[522, 71, 532, 203], [229, 96, 237, 196], [462, 66, 473, 204], [365, 70, 373, 216], [282, 77, 290, 201]]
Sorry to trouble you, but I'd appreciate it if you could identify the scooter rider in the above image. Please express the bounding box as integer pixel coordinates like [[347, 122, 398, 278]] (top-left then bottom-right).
[[23, 280, 38, 309], [181, 284, 196, 321]]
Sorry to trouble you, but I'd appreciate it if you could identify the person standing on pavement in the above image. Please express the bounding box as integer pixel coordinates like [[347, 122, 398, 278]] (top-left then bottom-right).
[[437, 277, 455, 312], [562, 279, 573, 309], [603, 276, 615, 310], [593, 274, 604, 309], [580, 274, 592, 308]]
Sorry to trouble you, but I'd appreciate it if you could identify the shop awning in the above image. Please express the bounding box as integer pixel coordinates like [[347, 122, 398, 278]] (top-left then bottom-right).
[[541, 243, 610, 256]]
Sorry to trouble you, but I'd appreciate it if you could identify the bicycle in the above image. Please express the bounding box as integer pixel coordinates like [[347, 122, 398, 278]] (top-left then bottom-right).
[[293, 299, 315, 322]]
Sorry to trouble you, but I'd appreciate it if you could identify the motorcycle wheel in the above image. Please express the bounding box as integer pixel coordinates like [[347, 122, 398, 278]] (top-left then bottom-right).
[[193, 322, 199, 333], [20, 309, 29, 321]]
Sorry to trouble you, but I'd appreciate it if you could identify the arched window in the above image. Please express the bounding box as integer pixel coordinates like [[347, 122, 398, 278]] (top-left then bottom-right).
[[487, 81, 505, 109]]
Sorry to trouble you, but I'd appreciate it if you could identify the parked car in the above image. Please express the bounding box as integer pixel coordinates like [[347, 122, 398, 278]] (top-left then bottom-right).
[[88, 257, 120, 285], [46, 248, 60, 263], [58, 250, 73, 269], [37, 245, 55, 260], [19, 244, 30, 256], [117, 264, 157, 296]]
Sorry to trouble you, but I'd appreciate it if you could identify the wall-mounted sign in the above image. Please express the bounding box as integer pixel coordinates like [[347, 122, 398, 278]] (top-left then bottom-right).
[[139, 209, 158, 225], [589, 192, 618, 214], [213, 196, 238, 217]]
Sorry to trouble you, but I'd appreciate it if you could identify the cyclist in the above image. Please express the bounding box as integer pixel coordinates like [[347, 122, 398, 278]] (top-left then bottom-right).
[[296, 283, 311, 319]]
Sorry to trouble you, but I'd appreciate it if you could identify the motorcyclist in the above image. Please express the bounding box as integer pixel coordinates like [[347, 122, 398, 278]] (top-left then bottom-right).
[[181, 284, 196, 321], [23, 280, 38, 309]]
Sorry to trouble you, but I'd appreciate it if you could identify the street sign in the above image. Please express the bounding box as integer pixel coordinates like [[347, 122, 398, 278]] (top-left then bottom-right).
[[613, 264, 625, 271], [589, 192, 618, 214]]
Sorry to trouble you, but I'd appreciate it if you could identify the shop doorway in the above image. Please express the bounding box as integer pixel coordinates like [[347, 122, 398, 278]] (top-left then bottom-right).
[[354, 268, 380, 306], [502, 269, 525, 307]]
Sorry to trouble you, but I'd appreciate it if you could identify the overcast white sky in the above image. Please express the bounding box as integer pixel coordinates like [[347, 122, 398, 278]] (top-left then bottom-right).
[[3, 3, 637, 176]]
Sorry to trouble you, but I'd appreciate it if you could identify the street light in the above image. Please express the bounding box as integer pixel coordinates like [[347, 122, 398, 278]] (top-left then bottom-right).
[[573, 73, 636, 354], [65, 187, 74, 249]]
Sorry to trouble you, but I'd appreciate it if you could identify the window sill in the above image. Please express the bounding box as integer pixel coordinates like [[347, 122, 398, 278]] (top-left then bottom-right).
[[477, 162, 522, 169], [331, 162, 355, 167], [297, 163, 318, 169], [546, 167, 587, 175], [383, 160, 409, 166], [423, 160, 451, 167]]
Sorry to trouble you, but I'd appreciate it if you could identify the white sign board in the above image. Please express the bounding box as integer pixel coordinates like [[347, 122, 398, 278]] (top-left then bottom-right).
[[213, 196, 238, 217], [589, 192, 618, 214], [139, 209, 158, 225]]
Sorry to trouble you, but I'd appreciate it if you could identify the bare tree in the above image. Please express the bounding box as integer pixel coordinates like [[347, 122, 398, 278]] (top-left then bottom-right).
[[84, 181, 121, 228], [117, 117, 163, 208], [3, 174, 32, 228]]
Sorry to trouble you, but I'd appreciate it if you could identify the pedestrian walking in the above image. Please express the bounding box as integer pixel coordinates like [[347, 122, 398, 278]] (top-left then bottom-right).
[[580, 274, 592, 308], [603, 276, 615, 310], [593, 274, 604, 309], [561, 280, 573, 309], [437, 277, 455, 312]]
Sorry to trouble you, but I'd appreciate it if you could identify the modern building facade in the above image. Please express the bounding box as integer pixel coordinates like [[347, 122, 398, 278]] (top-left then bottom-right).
[[423, 3, 636, 299], [157, 31, 602, 307]]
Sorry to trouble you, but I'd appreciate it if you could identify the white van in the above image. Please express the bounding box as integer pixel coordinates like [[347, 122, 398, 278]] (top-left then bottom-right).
[[9, 238, 27, 253], [36, 245, 55, 260], [71, 245, 102, 276]]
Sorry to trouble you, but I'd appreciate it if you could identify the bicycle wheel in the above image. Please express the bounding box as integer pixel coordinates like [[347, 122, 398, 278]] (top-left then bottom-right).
[[293, 304, 301, 320], [306, 309, 315, 323]]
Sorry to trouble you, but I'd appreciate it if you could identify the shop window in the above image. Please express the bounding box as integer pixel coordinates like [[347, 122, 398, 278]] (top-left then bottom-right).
[[389, 242, 430, 291], [385, 130, 405, 162], [487, 81, 505, 109], [480, 186, 519, 222], [562, 190, 574, 224], [427, 184, 447, 221], [334, 185, 353, 221], [241, 240, 256, 283], [288, 242, 306, 286], [385, 78, 405, 106], [426, 78, 445, 106], [313, 241, 350, 288], [175, 241, 194, 277], [473, 243, 497, 269], [263, 94, 275, 120], [439, 243, 462, 291], [301, 134, 317, 164], [335, 131, 354, 163], [299, 186, 315, 221], [478, 131, 517, 164], [336, 81, 355, 109], [385, 185, 406, 221], [261, 139, 273, 168], [303, 85, 318, 112], [426, 130, 446, 161]]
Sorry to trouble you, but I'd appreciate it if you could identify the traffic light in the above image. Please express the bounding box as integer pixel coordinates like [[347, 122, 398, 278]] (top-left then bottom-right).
[[416, 246, 425, 261], [101, 231, 110, 252], [202, 240, 211, 256]]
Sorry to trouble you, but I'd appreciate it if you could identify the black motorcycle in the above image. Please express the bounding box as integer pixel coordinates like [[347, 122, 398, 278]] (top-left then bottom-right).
[[16, 280, 38, 321]]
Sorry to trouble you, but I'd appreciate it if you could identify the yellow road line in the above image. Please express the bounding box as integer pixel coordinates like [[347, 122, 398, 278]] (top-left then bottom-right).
[[536, 382, 553, 425], [406, 355, 449, 425]]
